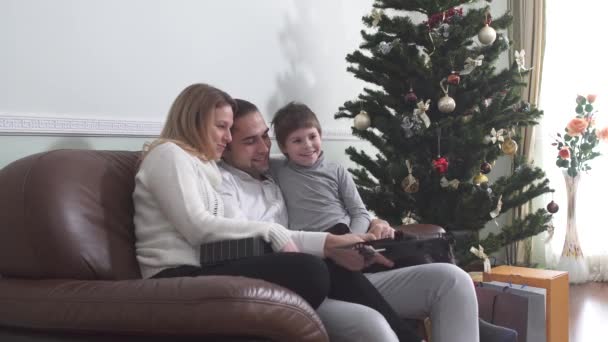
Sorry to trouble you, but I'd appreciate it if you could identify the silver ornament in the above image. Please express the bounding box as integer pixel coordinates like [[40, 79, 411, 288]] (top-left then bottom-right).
[[378, 41, 392, 55], [438, 95, 456, 113], [478, 24, 497, 45], [354, 110, 371, 130], [401, 115, 423, 138]]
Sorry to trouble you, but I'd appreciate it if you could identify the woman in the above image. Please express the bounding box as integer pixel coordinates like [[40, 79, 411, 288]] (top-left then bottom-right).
[[133, 83, 329, 308]]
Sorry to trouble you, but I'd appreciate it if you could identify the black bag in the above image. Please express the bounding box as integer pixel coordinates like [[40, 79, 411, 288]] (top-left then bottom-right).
[[362, 232, 456, 273]]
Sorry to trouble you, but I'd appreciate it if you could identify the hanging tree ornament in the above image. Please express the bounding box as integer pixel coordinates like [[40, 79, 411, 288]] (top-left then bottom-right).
[[473, 172, 489, 185], [401, 160, 420, 193], [353, 110, 371, 130], [480, 161, 492, 174], [413, 99, 431, 128], [438, 78, 456, 113], [433, 157, 449, 174], [460, 55, 484, 75], [378, 38, 401, 55], [502, 137, 518, 155], [546, 200, 559, 214], [440, 176, 460, 190], [478, 13, 497, 45], [483, 128, 505, 145], [371, 8, 383, 27], [447, 71, 460, 85], [400, 115, 423, 138], [514, 49, 533, 75], [405, 87, 418, 102], [489, 195, 503, 218], [401, 211, 418, 225], [378, 41, 392, 55], [501, 130, 519, 155], [432, 127, 449, 174]]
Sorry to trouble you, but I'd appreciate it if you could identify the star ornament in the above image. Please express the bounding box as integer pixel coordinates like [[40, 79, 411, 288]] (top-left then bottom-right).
[[483, 128, 505, 145]]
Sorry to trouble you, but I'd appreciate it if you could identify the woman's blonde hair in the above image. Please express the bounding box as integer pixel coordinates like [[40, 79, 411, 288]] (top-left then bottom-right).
[[143, 83, 236, 160]]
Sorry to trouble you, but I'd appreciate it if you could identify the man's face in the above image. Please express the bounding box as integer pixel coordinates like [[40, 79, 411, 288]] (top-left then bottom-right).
[[222, 111, 271, 179]]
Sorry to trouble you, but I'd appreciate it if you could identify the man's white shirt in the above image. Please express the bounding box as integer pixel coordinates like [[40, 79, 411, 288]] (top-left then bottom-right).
[[218, 161, 327, 256]]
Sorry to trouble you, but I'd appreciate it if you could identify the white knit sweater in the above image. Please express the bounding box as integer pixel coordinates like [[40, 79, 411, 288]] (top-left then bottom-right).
[[133, 142, 292, 278]]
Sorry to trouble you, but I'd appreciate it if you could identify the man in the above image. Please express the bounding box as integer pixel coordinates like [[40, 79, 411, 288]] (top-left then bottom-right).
[[218, 99, 479, 342]]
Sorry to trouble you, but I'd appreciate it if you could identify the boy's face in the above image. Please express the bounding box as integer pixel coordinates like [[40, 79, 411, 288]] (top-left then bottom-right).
[[280, 127, 322, 167], [222, 111, 271, 179]]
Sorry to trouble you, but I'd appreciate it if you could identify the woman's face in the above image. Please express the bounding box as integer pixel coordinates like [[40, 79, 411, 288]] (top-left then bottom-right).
[[206, 104, 233, 160]]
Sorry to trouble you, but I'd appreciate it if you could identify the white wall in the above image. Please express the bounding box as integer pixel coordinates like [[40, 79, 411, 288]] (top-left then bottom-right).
[[0, 0, 372, 127], [0, 0, 508, 172]]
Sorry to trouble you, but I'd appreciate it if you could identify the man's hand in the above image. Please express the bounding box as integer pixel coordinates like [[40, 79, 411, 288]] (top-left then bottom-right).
[[368, 218, 395, 240], [324, 233, 394, 271]]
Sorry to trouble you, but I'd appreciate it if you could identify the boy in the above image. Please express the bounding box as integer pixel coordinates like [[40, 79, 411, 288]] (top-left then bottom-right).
[[270, 102, 373, 235]]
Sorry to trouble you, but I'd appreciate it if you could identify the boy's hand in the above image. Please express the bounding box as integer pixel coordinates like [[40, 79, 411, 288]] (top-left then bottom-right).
[[368, 219, 395, 240]]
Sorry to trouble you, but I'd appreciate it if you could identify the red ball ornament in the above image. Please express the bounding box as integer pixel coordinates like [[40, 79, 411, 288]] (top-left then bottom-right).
[[480, 162, 492, 174], [447, 72, 460, 85], [432, 157, 449, 175], [546, 200, 559, 214], [405, 89, 418, 102]]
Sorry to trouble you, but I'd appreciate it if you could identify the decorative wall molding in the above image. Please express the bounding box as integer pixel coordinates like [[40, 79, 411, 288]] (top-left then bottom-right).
[[0, 113, 162, 137], [0, 113, 358, 140]]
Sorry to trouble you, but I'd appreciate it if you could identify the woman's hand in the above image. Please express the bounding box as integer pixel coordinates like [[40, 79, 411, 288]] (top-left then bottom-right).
[[279, 240, 300, 253], [324, 234, 394, 271]]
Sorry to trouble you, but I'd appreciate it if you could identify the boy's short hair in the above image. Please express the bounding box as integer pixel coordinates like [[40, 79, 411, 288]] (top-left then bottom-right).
[[272, 102, 322, 147]]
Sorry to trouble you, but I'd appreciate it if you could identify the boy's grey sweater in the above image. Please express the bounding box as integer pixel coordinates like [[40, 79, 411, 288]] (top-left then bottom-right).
[[270, 153, 371, 234]]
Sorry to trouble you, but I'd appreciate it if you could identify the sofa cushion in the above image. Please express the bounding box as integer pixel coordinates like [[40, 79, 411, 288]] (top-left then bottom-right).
[[0, 150, 142, 280]]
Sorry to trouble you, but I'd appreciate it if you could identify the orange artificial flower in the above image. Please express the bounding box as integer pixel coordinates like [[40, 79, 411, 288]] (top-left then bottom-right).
[[587, 94, 597, 103], [558, 146, 571, 160], [597, 127, 608, 142], [566, 118, 589, 136]]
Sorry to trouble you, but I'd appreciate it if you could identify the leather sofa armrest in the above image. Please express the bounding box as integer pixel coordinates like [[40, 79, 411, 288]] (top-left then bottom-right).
[[0, 276, 328, 342], [395, 223, 446, 237]]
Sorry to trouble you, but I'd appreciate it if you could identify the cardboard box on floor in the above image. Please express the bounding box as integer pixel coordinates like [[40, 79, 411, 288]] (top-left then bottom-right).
[[484, 265, 569, 342]]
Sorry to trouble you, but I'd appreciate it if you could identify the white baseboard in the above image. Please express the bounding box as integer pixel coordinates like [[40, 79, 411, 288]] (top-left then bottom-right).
[[0, 113, 357, 140]]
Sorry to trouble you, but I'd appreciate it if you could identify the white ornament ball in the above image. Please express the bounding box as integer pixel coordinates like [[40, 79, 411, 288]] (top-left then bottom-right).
[[354, 110, 371, 130], [438, 95, 456, 113], [478, 24, 497, 45]]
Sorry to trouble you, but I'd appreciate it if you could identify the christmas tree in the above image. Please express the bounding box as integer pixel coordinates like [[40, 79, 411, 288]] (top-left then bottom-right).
[[335, 0, 554, 265]]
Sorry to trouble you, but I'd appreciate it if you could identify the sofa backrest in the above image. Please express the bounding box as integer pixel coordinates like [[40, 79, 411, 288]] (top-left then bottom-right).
[[0, 150, 142, 280]]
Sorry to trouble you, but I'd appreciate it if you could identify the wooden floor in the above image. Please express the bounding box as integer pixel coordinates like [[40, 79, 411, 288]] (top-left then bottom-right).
[[569, 282, 608, 342]]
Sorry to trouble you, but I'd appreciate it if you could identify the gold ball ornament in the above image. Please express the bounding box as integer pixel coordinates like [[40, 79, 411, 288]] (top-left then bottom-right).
[[438, 95, 456, 113], [478, 24, 497, 45], [401, 175, 420, 193], [472, 173, 489, 185], [501, 137, 518, 155], [353, 110, 371, 130]]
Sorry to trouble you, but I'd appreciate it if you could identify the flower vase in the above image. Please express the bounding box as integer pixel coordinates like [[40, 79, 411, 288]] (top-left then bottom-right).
[[556, 170, 589, 283]]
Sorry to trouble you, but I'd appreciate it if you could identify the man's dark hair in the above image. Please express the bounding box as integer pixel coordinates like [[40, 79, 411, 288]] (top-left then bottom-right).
[[234, 98, 259, 121], [271, 102, 322, 147]]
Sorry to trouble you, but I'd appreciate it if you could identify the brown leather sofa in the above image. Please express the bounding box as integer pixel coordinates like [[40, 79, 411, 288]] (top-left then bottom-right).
[[0, 150, 328, 342]]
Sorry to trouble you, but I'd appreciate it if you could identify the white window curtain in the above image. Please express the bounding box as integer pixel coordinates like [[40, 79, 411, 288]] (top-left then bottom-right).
[[536, 0, 608, 281]]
